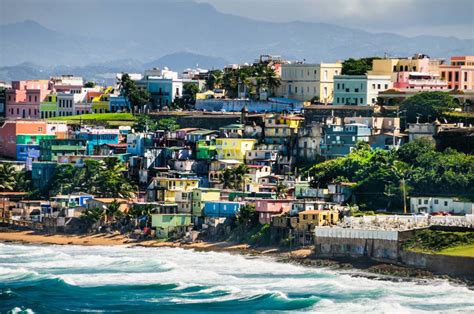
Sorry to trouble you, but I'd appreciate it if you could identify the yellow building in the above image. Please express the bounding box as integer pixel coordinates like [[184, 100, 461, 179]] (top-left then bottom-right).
[[215, 138, 257, 161], [192, 188, 221, 216], [153, 177, 200, 202], [279, 63, 342, 103], [297, 210, 339, 231], [369, 55, 434, 81]]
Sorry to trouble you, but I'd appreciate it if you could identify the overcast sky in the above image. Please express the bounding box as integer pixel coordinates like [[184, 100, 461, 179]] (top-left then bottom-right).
[[198, 0, 474, 39]]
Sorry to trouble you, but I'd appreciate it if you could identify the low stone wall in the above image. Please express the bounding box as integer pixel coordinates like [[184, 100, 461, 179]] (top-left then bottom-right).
[[399, 250, 474, 280], [314, 237, 399, 262]]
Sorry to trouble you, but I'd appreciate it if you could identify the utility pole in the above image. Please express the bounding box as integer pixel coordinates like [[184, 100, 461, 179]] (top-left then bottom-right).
[[402, 178, 407, 214]]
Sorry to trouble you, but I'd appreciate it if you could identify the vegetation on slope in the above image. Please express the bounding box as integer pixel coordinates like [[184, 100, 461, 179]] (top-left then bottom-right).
[[403, 229, 474, 257]]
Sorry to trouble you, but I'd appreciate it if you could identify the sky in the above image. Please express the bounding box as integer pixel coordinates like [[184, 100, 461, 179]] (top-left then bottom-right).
[[197, 0, 474, 39], [0, 0, 473, 39]]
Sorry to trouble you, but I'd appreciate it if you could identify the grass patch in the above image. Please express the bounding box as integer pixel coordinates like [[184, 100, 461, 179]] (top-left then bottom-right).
[[403, 229, 474, 257], [437, 244, 474, 257], [47, 113, 137, 126], [48, 113, 137, 122]]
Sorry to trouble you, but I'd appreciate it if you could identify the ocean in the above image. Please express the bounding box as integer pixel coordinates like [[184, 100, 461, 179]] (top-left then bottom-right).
[[0, 243, 473, 313]]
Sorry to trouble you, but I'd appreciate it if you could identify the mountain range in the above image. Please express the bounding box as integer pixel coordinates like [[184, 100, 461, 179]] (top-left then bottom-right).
[[0, 0, 473, 81]]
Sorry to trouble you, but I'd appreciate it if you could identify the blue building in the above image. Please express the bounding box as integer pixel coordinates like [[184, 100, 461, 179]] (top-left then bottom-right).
[[203, 201, 243, 218], [76, 128, 120, 155], [320, 123, 371, 158], [109, 95, 130, 112], [138, 77, 183, 110]]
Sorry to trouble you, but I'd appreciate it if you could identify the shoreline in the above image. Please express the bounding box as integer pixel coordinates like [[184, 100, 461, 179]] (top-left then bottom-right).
[[1, 229, 472, 287]]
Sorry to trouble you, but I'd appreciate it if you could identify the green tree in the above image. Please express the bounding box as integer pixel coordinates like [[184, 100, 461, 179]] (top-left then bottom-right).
[[133, 115, 158, 133], [104, 199, 124, 224], [156, 117, 180, 132], [275, 182, 288, 199], [173, 83, 199, 109], [80, 207, 103, 230], [400, 91, 459, 123], [119, 73, 151, 113], [342, 57, 380, 75], [0, 164, 18, 191], [84, 81, 95, 88], [206, 70, 223, 90]]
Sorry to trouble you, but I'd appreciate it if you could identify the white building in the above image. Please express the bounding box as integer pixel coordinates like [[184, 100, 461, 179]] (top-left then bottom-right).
[[333, 75, 392, 106], [410, 196, 473, 214]]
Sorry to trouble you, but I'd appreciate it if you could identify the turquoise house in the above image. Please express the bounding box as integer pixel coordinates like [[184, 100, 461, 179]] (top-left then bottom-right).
[[203, 201, 243, 218]]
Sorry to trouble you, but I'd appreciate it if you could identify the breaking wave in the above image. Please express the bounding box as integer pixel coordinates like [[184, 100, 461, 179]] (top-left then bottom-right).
[[0, 243, 473, 313]]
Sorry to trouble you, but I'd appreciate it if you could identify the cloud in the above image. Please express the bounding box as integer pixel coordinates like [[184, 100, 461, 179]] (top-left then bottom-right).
[[197, 0, 474, 38]]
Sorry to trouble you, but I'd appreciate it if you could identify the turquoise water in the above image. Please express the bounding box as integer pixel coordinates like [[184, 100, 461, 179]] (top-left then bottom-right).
[[0, 243, 473, 313]]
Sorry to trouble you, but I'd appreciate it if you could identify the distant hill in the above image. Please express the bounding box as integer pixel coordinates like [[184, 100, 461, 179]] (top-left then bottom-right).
[[143, 52, 228, 72], [0, 52, 227, 82], [0, 0, 473, 69]]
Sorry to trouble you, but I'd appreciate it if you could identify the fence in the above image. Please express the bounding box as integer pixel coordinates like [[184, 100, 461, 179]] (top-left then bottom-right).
[[315, 227, 399, 241]]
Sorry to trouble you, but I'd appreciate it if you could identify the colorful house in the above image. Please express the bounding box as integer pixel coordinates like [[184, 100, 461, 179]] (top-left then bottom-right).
[[191, 188, 221, 216], [440, 56, 474, 90], [151, 213, 192, 238], [320, 123, 371, 158], [215, 138, 256, 161], [297, 210, 339, 231], [333, 75, 392, 106], [148, 176, 200, 202], [196, 139, 217, 160], [76, 127, 120, 155], [255, 199, 293, 224], [39, 138, 87, 161], [40, 94, 58, 118], [5, 80, 52, 119], [0, 120, 68, 161], [203, 201, 243, 218]]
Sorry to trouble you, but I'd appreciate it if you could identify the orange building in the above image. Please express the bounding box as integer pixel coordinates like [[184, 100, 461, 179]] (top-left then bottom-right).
[[440, 56, 474, 90], [0, 120, 68, 160]]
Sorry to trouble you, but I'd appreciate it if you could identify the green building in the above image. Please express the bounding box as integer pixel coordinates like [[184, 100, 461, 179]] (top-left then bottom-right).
[[151, 213, 192, 238], [196, 139, 217, 160], [40, 139, 88, 161], [40, 94, 58, 118]]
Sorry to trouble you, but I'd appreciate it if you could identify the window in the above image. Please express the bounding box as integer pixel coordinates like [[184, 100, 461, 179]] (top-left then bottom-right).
[[455, 72, 459, 81], [413, 66, 417, 71], [337, 83, 340, 89], [434, 199, 438, 204], [464, 72, 468, 82], [377, 84, 381, 89], [444, 201, 448, 206], [384, 84, 388, 89], [424, 200, 428, 205], [355, 88, 359, 92], [448, 72, 452, 81], [372, 84, 376, 89]]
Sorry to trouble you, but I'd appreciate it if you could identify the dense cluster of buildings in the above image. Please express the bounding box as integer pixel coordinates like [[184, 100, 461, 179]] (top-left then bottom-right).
[[0, 53, 473, 239]]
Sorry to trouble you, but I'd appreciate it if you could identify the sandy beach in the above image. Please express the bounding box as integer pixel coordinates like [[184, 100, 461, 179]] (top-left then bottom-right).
[[0, 229, 311, 256]]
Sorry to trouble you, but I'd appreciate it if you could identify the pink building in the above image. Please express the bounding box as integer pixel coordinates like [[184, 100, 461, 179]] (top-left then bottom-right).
[[255, 199, 293, 224], [6, 80, 52, 119], [440, 56, 474, 90], [394, 72, 447, 90]]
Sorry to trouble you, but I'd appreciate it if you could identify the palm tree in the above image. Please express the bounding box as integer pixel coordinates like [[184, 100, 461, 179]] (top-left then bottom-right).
[[275, 182, 288, 199], [233, 164, 249, 192], [206, 70, 223, 90], [220, 168, 234, 189], [80, 207, 103, 230], [264, 67, 281, 96], [0, 164, 18, 191], [104, 199, 123, 225]]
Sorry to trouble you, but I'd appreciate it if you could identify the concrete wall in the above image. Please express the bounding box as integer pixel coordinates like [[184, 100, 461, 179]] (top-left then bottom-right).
[[399, 251, 474, 280]]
